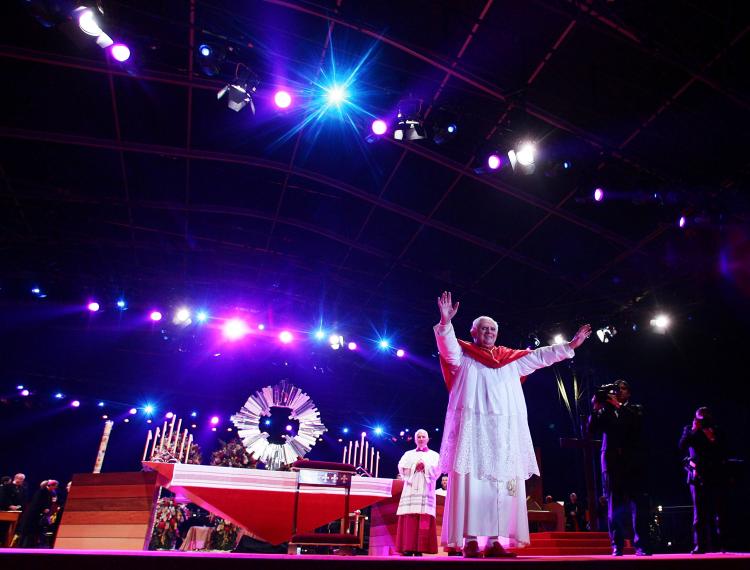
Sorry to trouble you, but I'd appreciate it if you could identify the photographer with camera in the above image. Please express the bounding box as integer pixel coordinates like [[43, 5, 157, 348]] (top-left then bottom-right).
[[679, 407, 727, 554], [588, 379, 651, 556]]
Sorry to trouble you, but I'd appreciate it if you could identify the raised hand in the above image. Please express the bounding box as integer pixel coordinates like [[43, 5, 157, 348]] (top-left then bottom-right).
[[569, 324, 592, 349], [437, 291, 460, 325]]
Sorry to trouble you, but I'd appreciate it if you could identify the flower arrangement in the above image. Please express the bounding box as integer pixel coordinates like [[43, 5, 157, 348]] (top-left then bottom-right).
[[210, 518, 239, 550], [210, 438, 258, 469], [186, 441, 202, 464], [149, 496, 190, 550]]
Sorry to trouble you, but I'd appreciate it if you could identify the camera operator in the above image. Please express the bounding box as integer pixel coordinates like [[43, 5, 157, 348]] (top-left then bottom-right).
[[679, 407, 727, 554], [588, 379, 651, 556]]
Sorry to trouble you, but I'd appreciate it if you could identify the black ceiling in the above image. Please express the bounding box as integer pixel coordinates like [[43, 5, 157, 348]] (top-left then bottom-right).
[[1, 0, 749, 351]]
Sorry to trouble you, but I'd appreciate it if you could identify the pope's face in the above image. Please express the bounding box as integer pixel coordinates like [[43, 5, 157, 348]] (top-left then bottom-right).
[[474, 318, 497, 348]]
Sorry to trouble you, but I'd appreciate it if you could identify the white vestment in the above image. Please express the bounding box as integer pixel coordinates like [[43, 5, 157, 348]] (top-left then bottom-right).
[[396, 448, 441, 517], [435, 322, 574, 547]]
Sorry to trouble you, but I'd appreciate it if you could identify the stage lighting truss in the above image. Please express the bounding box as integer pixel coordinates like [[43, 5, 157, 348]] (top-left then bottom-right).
[[393, 98, 426, 141], [218, 64, 259, 113], [231, 380, 327, 471]]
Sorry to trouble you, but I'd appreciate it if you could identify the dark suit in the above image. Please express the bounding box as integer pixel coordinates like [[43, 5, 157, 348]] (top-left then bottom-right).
[[588, 401, 650, 553], [679, 425, 727, 552]]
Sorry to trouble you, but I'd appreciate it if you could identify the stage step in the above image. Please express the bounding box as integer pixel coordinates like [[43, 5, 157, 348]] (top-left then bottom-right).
[[509, 531, 634, 556]]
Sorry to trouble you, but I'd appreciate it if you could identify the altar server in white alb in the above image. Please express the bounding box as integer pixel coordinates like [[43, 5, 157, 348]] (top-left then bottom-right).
[[395, 429, 441, 555], [435, 291, 591, 558]]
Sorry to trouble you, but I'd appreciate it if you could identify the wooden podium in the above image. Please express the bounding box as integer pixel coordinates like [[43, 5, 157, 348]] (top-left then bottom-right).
[[55, 472, 159, 550]]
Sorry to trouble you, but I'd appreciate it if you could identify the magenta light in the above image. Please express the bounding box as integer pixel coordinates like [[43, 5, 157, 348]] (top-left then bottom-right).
[[594, 187, 604, 202], [274, 90, 292, 109], [279, 330, 293, 344], [371, 119, 387, 135], [71, 400, 81, 408], [129, 407, 137, 415], [396, 349, 405, 358], [110, 43, 131, 62], [347, 341, 357, 351], [21, 389, 30, 396], [150, 310, 163, 322], [223, 318, 249, 340], [285, 424, 293, 431], [678, 215, 686, 228], [487, 154, 501, 170], [87, 301, 100, 312], [210, 416, 220, 425]]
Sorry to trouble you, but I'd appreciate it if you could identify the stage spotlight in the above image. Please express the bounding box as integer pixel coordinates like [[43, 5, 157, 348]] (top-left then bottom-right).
[[527, 334, 541, 348], [285, 424, 293, 431], [342, 427, 349, 434], [129, 407, 137, 415], [55, 393, 64, 399], [87, 301, 100, 312], [274, 90, 292, 109], [433, 122, 458, 145], [650, 314, 671, 333], [174, 307, 191, 324], [551, 334, 565, 345], [98, 401, 105, 407], [191, 411, 197, 417], [596, 326, 617, 343], [258, 323, 265, 330], [21, 389, 30, 396], [678, 215, 687, 228], [144, 405, 154, 414], [71, 400, 80, 408], [116, 299, 127, 310], [223, 318, 249, 340], [218, 66, 259, 113], [393, 99, 426, 141], [314, 329, 326, 340], [347, 341, 357, 351], [279, 330, 293, 344], [488, 154, 502, 170], [150, 311, 163, 322], [76, 7, 102, 37], [17, 385, 24, 390], [372, 119, 387, 136], [329, 334, 344, 349], [374, 426, 383, 436], [516, 143, 536, 166], [264, 419, 271, 426], [396, 349, 405, 358], [196, 311, 208, 323], [210, 416, 220, 425], [110, 43, 131, 62], [378, 339, 390, 350], [326, 85, 347, 105], [594, 187, 604, 202], [196, 43, 225, 77]]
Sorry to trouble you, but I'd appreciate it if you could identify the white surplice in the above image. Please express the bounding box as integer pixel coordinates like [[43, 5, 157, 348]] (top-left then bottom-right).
[[435, 322, 574, 547], [396, 448, 441, 517]]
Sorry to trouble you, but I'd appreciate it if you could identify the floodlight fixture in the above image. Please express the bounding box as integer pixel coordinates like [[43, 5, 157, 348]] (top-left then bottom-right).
[[218, 65, 258, 113], [393, 99, 426, 141], [595, 326, 617, 343]]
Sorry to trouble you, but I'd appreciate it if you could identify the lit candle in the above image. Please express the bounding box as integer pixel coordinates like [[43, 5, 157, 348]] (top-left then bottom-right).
[[173, 418, 182, 453], [359, 432, 365, 465], [142, 429, 153, 462], [150, 427, 160, 459], [183, 434, 193, 463], [342, 445, 347, 463], [364, 441, 369, 469], [159, 421, 167, 451], [347, 441, 353, 464], [167, 414, 176, 447], [370, 447, 375, 475], [93, 420, 114, 473], [375, 451, 380, 478], [178, 429, 188, 460], [353, 441, 359, 467]]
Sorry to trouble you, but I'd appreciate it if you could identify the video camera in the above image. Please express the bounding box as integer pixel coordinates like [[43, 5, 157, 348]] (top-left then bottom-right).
[[593, 382, 621, 404]]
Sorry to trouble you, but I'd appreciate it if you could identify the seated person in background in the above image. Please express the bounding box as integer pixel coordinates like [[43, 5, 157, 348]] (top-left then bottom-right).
[[564, 492, 587, 531], [395, 429, 441, 556]]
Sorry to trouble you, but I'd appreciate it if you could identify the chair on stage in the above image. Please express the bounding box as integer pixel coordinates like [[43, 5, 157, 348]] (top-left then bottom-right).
[[287, 460, 364, 555]]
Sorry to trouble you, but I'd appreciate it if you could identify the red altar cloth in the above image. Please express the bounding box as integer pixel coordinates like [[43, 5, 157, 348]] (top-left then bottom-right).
[[144, 462, 393, 545]]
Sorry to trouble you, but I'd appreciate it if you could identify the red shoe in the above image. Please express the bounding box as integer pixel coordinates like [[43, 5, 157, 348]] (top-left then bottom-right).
[[484, 541, 517, 558], [463, 540, 481, 558]]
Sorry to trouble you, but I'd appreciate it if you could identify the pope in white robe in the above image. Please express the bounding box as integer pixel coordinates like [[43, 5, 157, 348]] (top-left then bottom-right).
[[434, 291, 592, 557]]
